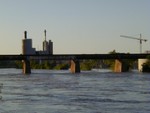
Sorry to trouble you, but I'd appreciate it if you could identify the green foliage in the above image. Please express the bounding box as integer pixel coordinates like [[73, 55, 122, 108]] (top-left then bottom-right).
[[0, 61, 18, 68], [80, 60, 92, 70], [16, 60, 70, 70], [30, 60, 56, 69], [15, 61, 22, 68], [54, 63, 69, 70], [103, 50, 135, 70], [142, 62, 150, 72], [109, 49, 117, 54], [123, 59, 135, 69], [104, 50, 116, 70], [142, 56, 150, 72], [80, 60, 101, 70]]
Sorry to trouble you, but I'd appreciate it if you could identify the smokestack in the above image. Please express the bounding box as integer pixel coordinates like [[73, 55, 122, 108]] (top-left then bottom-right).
[[24, 31, 27, 39], [44, 29, 46, 41]]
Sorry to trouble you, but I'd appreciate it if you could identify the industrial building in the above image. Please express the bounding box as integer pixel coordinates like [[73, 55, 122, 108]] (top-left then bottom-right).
[[42, 30, 53, 54], [22, 30, 53, 55], [22, 31, 36, 55]]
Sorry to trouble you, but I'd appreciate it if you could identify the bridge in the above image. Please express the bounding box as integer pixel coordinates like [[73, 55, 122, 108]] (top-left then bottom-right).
[[0, 53, 149, 60], [0, 53, 150, 74]]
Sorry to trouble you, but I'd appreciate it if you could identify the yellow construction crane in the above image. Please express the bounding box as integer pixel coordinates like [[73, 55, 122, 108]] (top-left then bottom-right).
[[120, 34, 148, 53]]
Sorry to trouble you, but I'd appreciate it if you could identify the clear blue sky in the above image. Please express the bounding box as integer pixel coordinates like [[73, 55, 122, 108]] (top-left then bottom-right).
[[0, 0, 150, 54]]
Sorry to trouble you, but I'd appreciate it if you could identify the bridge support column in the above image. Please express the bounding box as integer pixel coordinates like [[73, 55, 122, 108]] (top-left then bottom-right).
[[114, 59, 129, 72], [70, 60, 80, 73], [22, 59, 31, 74]]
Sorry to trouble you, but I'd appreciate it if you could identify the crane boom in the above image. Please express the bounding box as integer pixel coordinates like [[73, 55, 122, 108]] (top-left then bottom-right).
[[120, 35, 147, 42], [120, 34, 148, 53]]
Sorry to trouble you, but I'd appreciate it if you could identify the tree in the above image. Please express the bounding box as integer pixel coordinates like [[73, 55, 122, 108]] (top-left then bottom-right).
[[80, 60, 101, 70], [142, 56, 150, 72], [104, 50, 135, 71]]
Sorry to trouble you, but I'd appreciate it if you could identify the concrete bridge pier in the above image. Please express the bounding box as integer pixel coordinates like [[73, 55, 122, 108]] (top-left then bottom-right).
[[22, 59, 31, 74], [70, 60, 80, 73], [114, 59, 129, 72]]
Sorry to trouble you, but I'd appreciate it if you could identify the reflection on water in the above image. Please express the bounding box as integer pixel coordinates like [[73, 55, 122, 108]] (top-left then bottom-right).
[[0, 69, 150, 113]]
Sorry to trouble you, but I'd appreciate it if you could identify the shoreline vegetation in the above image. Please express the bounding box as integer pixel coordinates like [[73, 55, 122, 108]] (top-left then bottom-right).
[[142, 55, 150, 72]]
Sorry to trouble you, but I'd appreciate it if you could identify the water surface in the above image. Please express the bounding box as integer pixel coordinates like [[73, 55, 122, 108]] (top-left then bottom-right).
[[0, 69, 150, 113]]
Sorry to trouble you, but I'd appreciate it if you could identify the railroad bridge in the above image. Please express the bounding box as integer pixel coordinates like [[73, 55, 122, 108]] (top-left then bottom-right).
[[0, 54, 149, 74], [1, 31, 149, 74]]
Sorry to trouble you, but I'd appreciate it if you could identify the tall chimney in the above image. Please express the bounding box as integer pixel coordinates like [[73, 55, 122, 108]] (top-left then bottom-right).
[[24, 31, 27, 39], [44, 29, 46, 41]]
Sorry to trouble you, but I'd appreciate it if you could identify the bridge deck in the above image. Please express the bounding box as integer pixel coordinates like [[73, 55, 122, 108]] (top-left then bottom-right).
[[0, 54, 150, 60]]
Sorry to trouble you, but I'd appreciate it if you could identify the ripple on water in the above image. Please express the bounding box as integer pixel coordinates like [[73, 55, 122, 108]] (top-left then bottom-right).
[[0, 69, 150, 113]]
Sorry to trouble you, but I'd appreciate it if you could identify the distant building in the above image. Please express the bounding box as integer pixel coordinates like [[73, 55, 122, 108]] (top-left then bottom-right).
[[49, 40, 53, 54], [42, 30, 53, 54], [22, 31, 36, 55], [43, 40, 49, 52], [22, 30, 53, 55], [145, 50, 150, 53]]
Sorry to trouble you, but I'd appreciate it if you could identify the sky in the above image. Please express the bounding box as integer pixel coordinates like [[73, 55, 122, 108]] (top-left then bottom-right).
[[0, 0, 150, 54]]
